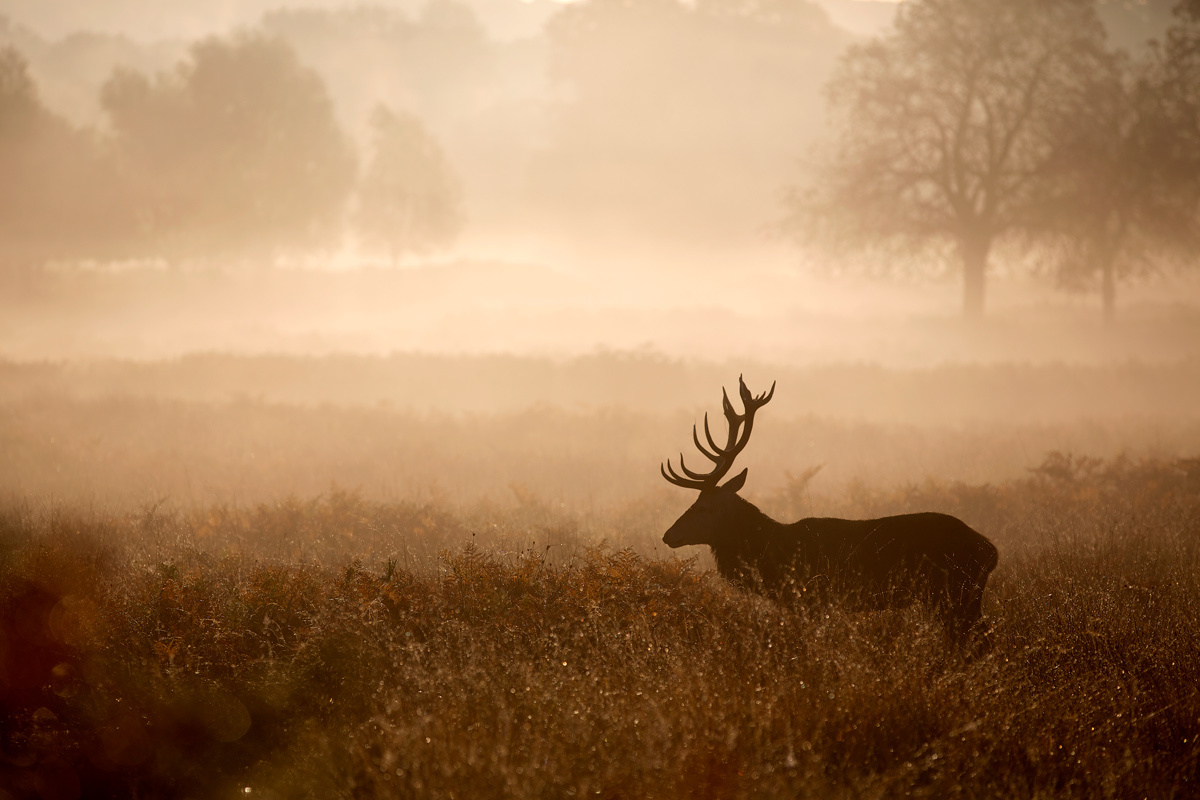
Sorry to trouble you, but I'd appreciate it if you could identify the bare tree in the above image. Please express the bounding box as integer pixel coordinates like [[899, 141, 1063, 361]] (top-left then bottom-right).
[[1045, 42, 1200, 323], [787, 0, 1113, 318]]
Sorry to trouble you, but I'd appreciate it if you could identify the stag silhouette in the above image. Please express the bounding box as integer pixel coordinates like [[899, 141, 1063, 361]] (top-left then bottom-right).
[[662, 377, 998, 651]]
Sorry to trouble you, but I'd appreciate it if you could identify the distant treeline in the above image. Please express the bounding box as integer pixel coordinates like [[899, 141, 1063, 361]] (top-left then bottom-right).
[[0, 0, 854, 266], [3, 0, 1198, 313], [0, 34, 462, 268]]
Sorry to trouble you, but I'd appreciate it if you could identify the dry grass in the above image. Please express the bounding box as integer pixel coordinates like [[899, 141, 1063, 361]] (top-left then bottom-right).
[[1, 456, 1198, 799]]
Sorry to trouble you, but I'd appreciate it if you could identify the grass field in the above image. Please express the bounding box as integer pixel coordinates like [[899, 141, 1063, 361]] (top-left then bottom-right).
[[2, 355, 1199, 798], [3, 454, 1199, 798]]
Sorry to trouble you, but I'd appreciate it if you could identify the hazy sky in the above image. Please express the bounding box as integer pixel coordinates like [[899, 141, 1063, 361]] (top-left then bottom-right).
[[0, 0, 562, 41], [0, 0, 901, 41]]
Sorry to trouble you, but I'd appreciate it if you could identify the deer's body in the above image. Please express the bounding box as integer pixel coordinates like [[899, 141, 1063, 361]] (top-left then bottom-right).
[[666, 491, 996, 637], [661, 377, 998, 653]]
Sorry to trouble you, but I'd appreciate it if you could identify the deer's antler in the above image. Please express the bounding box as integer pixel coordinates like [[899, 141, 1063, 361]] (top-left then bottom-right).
[[661, 375, 775, 490]]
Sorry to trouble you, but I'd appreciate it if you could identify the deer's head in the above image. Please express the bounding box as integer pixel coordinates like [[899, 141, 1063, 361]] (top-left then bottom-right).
[[661, 376, 774, 548]]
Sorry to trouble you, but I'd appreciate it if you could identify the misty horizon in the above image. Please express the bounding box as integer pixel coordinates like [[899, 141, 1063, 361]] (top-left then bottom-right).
[[2, 0, 1198, 367]]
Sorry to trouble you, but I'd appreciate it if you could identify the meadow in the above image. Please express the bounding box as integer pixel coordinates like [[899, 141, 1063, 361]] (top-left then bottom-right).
[[2, 354, 1199, 798]]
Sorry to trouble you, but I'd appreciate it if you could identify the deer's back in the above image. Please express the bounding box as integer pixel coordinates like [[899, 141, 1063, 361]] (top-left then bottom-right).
[[780, 512, 997, 586]]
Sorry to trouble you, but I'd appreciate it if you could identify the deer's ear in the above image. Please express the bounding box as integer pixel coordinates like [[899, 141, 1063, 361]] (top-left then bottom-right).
[[720, 468, 748, 494]]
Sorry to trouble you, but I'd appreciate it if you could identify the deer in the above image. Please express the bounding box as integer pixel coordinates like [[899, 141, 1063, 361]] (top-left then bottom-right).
[[661, 377, 998, 653]]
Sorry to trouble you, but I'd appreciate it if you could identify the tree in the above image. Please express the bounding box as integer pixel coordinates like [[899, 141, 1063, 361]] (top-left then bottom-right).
[[1044, 42, 1200, 323], [787, 0, 1113, 318], [0, 45, 50, 268], [354, 106, 463, 263], [1144, 1, 1200, 263], [0, 46, 120, 271], [101, 33, 356, 263], [1159, 1, 1200, 182]]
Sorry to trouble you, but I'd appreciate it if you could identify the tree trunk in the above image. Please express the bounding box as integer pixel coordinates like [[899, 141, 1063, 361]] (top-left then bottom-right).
[[1101, 252, 1116, 326], [960, 236, 990, 319]]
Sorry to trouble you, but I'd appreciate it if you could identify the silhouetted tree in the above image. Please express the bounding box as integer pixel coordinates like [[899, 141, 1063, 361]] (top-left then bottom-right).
[[1159, 1, 1200, 173], [1145, 1, 1200, 262], [787, 0, 1113, 318], [1045, 40, 1200, 323], [354, 106, 463, 262], [0, 46, 118, 271], [101, 33, 356, 263], [0, 45, 47, 268]]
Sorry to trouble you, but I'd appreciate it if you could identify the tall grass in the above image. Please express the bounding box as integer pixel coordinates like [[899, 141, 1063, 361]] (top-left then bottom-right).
[[1, 456, 1197, 798]]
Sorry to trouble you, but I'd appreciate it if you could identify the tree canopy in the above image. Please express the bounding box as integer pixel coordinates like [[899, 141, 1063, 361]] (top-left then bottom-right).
[[101, 33, 356, 263], [354, 105, 464, 262], [1043, 34, 1200, 322], [0, 46, 119, 268]]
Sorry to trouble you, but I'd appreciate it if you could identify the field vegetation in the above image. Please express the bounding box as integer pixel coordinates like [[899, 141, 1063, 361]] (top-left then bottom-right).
[[2, 453, 1198, 798], [2, 354, 1199, 797], [4, 0, 1200, 792]]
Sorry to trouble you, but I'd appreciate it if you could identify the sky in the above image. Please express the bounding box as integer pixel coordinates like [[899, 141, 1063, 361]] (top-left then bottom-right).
[[0, 0, 562, 41], [0, 0, 905, 42]]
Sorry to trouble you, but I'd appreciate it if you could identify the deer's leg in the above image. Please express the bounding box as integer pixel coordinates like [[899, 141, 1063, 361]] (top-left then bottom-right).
[[935, 570, 984, 641], [950, 580, 994, 659]]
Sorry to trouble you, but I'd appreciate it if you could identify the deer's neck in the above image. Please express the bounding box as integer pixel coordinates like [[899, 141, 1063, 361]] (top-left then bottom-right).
[[709, 497, 786, 586]]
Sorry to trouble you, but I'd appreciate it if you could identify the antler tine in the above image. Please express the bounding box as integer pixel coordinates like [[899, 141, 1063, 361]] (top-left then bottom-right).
[[751, 380, 776, 408], [721, 386, 736, 419], [662, 458, 708, 489], [661, 462, 689, 487], [738, 375, 776, 409], [702, 413, 723, 453], [692, 414, 722, 462], [721, 387, 744, 444], [725, 377, 775, 458], [676, 454, 712, 481]]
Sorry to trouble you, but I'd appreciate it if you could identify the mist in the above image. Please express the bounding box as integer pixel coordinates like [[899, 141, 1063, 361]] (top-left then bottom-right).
[[5, 3, 1200, 796], [2, 0, 1198, 504], [0, 0, 1196, 370]]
